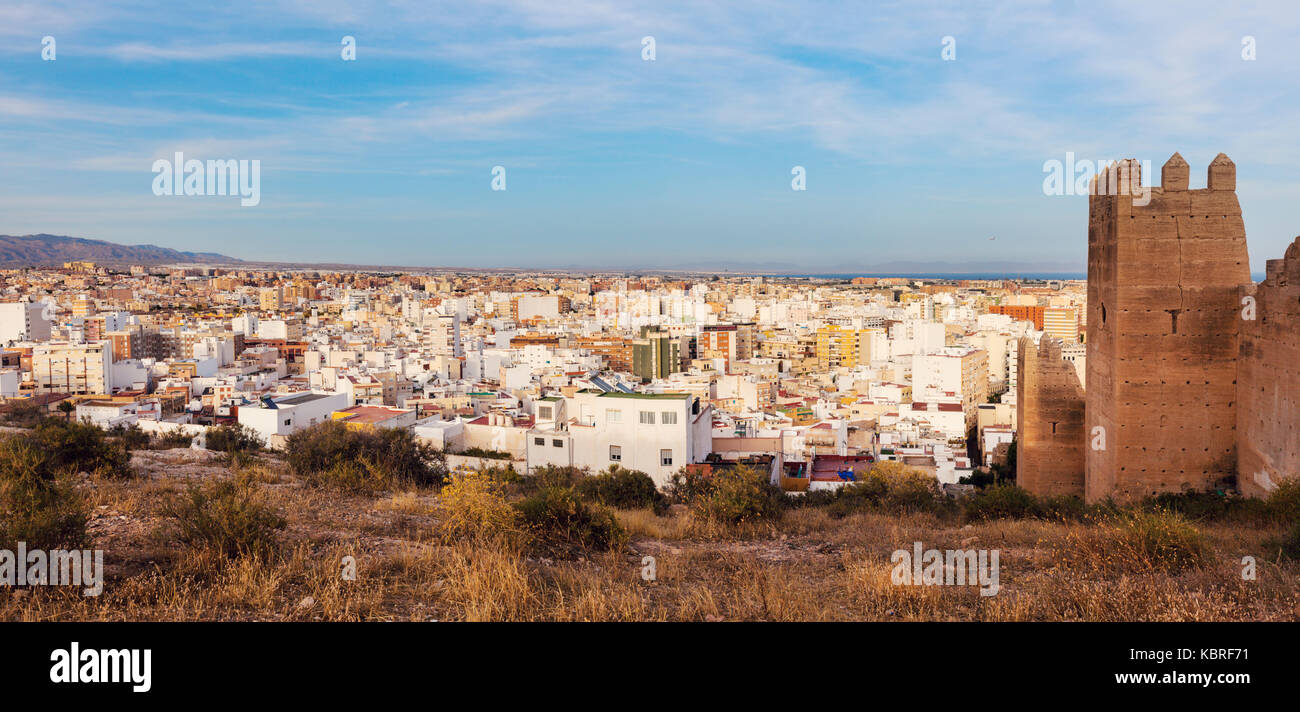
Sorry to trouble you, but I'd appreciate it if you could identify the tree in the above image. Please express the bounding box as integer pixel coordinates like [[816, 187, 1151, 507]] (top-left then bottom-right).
[[56, 400, 75, 421]]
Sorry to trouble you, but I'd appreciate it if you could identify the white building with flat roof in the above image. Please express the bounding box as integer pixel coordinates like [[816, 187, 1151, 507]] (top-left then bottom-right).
[[0, 301, 52, 345], [237, 390, 348, 446], [527, 390, 713, 488]]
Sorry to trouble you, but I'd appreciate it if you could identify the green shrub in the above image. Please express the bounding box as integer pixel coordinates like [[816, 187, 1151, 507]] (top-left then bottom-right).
[[576, 466, 666, 512], [457, 446, 513, 460], [514, 486, 626, 557], [108, 423, 154, 450], [204, 423, 264, 454], [0, 436, 89, 549], [481, 464, 524, 485], [684, 466, 785, 525], [527, 465, 582, 489], [32, 418, 132, 479], [108, 424, 194, 451], [154, 429, 195, 449], [1037, 494, 1087, 521], [964, 484, 1040, 521], [285, 421, 447, 492], [1265, 477, 1300, 524], [1140, 489, 1271, 523], [1270, 520, 1300, 560], [1113, 509, 1207, 572], [814, 462, 945, 518], [162, 479, 286, 558], [665, 467, 716, 505]]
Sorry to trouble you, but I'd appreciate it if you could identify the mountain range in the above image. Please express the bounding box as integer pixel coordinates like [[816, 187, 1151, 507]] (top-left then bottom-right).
[[0, 234, 239, 267]]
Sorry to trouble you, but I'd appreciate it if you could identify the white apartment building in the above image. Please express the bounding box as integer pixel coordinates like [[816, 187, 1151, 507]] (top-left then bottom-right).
[[236, 390, 349, 446], [0, 301, 52, 344], [516, 295, 562, 321], [910, 346, 989, 429], [76, 400, 139, 428], [526, 390, 713, 488]]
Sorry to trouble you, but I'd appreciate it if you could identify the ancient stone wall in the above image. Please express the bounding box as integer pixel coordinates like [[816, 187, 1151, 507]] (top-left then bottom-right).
[[1236, 237, 1300, 497], [1085, 154, 1250, 502], [1016, 336, 1086, 496]]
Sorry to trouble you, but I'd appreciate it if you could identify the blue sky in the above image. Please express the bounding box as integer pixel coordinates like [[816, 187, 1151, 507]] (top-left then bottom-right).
[[2, 0, 1299, 272]]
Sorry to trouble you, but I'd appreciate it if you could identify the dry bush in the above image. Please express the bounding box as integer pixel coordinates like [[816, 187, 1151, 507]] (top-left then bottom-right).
[[437, 470, 520, 543], [286, 420, 446, 492], [161, 479, 286, 558], [1058, 509, 1207, 574], [615, 507, 690, 540], [376, 491, 432, 516], [513, 486, 626, 558], [0, 435, 89, 550]]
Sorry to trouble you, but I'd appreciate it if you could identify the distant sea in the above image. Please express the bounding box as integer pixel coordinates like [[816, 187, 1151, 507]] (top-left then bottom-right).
[[774, 272, 1088, 281], [773, 272, 1269, 282]]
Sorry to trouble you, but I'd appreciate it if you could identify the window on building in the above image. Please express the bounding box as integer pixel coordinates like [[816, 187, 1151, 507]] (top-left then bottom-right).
[[660, 449, 673, 466], [553, 439, 563, 448], [538, 406, 552, 419], [605, 409, 622, 424], [609, 445, 622, 461], [639, 411, 655, 424], [283, 418, 291, 426], [534, 437, 545, 446], [661, 411, 677, 425]]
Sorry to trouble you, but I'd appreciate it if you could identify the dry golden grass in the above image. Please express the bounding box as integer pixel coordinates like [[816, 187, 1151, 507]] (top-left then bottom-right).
[[3, 450, 1298, 622]]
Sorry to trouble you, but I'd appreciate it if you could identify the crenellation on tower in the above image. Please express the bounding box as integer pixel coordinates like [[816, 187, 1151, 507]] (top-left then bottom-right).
[[1161, 152, 1189, 191], [1207, 152, 1236, 191]]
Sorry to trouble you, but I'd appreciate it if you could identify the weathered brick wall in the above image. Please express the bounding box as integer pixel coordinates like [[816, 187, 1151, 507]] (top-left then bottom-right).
[[1085, 154, 1250, 502], [1016, 336, 1086, 496], [1237, 237, 1300, 497]]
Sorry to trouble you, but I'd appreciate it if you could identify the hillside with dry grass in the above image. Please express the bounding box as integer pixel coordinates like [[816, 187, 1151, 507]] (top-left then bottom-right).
[[3, 416, 1299, 622]]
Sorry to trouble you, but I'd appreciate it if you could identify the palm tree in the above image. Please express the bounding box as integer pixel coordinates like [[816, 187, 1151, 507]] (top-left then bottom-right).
[[56, 400, 75, 421]]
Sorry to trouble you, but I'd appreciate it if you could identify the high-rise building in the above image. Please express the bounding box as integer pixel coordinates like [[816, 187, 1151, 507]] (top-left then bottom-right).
[[632, 327, 681, 381], [1043, 307, 1080, 342]]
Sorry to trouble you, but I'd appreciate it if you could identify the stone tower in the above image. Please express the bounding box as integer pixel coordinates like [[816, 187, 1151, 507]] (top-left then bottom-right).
[[1236, 236, 1300, 497], [1015, 336, 1086, 496], [1084, 154, 1251, 502]]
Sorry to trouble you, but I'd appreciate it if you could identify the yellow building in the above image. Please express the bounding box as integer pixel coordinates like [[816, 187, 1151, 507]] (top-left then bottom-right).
[[814, 325, 881, 370], [1043, 307, 1080, 342], [259, 287, 283, 312]]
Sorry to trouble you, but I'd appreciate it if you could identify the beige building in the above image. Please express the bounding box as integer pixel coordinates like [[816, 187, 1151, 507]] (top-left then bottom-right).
[[1043, 307, 1080, 342], [32, 341, 112, 395]]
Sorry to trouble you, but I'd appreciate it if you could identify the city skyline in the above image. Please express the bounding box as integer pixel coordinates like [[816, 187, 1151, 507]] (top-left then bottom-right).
[[3, 1, 1300, 271]]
